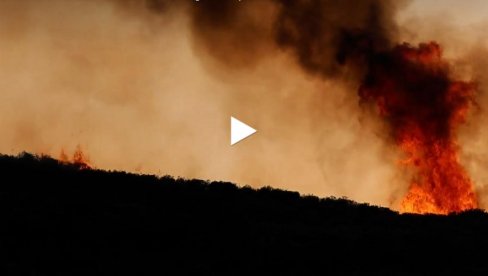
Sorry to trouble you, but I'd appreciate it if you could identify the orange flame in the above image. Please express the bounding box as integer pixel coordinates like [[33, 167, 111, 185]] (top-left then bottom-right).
[[359, 42, 478, 214], [59, 145, 91, 169], [398, 139, 477, 214]]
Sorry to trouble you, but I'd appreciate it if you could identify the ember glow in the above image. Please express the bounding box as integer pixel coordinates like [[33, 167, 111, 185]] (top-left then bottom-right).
[[359, 42, 478, 214]]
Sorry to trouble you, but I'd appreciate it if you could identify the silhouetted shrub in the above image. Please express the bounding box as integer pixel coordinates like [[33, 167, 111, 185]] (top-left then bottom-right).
[[0, 153, 487, 276]]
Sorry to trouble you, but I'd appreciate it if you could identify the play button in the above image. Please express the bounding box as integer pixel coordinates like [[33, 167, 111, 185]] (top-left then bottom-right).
[[230, 116, 257, 145]]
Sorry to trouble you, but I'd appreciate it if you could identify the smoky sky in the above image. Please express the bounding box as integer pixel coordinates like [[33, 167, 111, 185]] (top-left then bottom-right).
[[181, 0, 480, 212], [1, 0, 488, 210]]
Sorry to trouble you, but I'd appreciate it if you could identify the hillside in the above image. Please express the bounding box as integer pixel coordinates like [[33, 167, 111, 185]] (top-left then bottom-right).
[[0, 153, 487, 275]]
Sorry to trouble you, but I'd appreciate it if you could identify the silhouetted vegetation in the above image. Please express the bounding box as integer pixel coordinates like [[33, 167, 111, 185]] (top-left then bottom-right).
[[0, 153, 487, 275]]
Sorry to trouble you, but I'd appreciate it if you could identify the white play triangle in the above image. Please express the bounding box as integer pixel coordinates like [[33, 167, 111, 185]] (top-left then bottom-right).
[[231, 116, 257, 145]]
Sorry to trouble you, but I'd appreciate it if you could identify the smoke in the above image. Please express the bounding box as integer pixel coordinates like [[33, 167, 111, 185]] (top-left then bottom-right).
[[189, 0, 406, 75], [0, 0, 486, 210]]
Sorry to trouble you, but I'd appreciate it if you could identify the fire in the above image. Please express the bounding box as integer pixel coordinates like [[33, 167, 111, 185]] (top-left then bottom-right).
[[398, 139, 477, 214], [359, 42, 478, 214], [59, 145, 92, 169]]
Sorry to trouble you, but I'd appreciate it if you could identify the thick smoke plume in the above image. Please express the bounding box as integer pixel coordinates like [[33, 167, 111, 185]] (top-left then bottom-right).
[[0, 0, 485, 212], [189, 0, 403, 75]]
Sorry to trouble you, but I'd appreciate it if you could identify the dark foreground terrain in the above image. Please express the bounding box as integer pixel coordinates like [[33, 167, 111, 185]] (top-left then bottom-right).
[[0, 153, 487, 275]]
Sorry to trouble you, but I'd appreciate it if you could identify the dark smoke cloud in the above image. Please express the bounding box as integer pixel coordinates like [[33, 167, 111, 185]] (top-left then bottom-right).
[[274, 0, 401, 76], [187, 0, 408, 76], [189, 0, 277, 68]]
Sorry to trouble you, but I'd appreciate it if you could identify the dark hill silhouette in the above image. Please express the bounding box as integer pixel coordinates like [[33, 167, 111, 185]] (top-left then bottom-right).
[[0, 153, 487, 275]]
